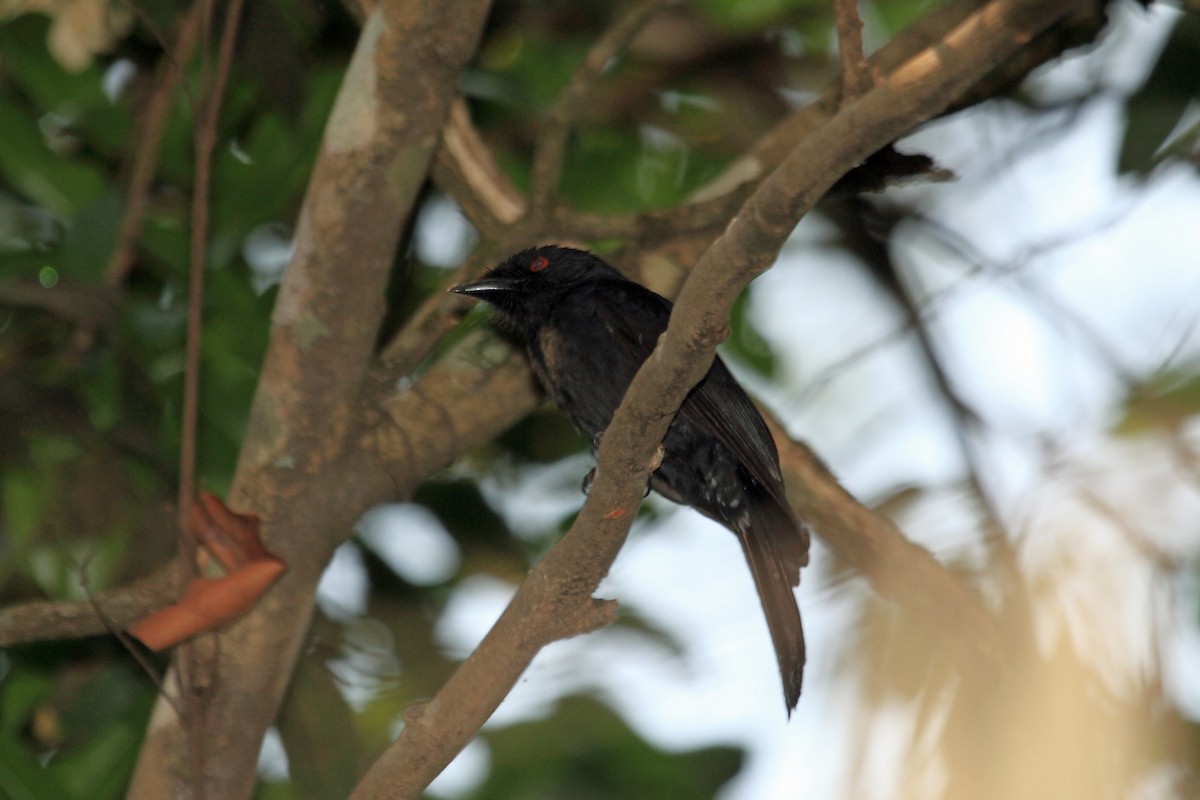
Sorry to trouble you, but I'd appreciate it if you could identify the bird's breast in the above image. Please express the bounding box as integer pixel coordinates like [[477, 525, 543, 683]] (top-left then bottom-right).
[[531, 319, 636, 443]]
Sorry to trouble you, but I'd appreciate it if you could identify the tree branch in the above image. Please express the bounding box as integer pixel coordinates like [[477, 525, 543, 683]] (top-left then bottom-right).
[[528, 0, 680, 211], [692, 0, 1105, 203], [405, 0, 1092, 396], [351, 0, 1082, 795], [835, 0, 872, 102], [180, 0, 246, 548], [0, 561, 184, 646], [431, 99, 526, 238], [762, 412, 1000, 656], [103, 0, 206, 289], [125, 1, 495, 797]]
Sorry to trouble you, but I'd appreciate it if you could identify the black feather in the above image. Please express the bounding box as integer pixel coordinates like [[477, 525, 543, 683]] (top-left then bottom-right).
[[453, 245, 809, 712]]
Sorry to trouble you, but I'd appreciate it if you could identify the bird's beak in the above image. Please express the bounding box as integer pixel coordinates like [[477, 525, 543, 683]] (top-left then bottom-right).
[[450, 278, 515, 298]]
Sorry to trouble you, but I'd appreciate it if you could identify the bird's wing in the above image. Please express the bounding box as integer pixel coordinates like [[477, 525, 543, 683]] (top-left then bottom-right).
[[590, 281, 787, 502], [682, 356, 785, 487], [587, 278, 671, 365], [531, 279, 664, 443]]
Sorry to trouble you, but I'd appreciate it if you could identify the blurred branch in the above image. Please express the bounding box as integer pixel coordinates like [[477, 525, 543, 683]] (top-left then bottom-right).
[[900, 204, 1200, 501], [831, 200, 1010, 537], [432, 99, 526, 238], [553, 185, 754, 242], [352, 0, 1083, 795], [694, 0, 1106, 203], [180, 0, 246, 552], [0, 561, 184, 646], [126, 1, 495, 798], [103, 0, 206, 289], [834, 0, 872, 102], [528, 0, 681, 212], [763, 411, 1001, 655], [0, 279, 119, 329]]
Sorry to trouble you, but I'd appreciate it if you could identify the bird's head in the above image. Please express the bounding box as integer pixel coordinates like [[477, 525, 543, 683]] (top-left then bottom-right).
[[451, 246, 619, 322]]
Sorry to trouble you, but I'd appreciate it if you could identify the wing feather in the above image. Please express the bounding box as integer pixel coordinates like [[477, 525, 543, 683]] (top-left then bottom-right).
[[587, 280, 789, 508]]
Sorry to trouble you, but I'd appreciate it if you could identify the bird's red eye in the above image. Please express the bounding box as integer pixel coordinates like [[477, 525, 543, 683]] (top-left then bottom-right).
[[529, 256, 550, 272]]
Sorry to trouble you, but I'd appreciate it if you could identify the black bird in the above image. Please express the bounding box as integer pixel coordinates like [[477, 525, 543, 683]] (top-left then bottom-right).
[[453, 245, 809, 712]]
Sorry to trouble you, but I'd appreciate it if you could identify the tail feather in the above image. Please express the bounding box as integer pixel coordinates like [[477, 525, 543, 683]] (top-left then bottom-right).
[[736, 497, 807, 713]]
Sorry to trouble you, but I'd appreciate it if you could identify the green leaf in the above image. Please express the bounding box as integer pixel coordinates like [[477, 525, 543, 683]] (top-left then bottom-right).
[[276, 654, 366, 800], [693, 0, 826, 32], [2, 467, 45, 545], [1118, 12, 1200, 174], [0, 95, 105, 216], [58, 189, 124, 283], [1116, 366, 1200, 435], [724, 289, 777, 378], [0, 15, 131, 157], [470, 695, 744, 799]]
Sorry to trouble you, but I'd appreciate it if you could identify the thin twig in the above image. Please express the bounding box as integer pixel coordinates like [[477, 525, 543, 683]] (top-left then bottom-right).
[[377, 237, 528, 374], [528, 0, 680, 211], [834, 0, 872, 102], [78, 555, 182, 716], [178, 3, 248, 795], [179, 0, 247, 539], [352, 1, 1080, 795], [104, 0, 207, 288]]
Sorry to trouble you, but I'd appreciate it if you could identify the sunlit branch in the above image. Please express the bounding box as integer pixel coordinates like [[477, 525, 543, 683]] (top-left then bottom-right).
[[351, 1, 1086, 796]]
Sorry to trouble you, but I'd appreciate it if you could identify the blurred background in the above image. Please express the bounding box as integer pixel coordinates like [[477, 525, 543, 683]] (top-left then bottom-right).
[[1, 0, 1199, 797]]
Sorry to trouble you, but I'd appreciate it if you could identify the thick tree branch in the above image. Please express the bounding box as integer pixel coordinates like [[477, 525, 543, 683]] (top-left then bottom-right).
[[126, 2, 495, 798], [373, 329, 543, 482], [351, 0, 1083, 795], [0, 278, 118, 329]]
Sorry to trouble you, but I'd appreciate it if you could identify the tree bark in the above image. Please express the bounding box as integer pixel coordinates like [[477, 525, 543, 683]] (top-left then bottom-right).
[[125, 1, 494, 796]]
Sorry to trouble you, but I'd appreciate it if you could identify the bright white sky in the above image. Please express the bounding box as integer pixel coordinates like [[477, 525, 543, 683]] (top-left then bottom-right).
[[308, 4, 1200, 797]]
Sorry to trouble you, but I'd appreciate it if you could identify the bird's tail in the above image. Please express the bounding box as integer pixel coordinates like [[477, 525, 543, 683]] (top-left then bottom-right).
[[736, 495, 807, 713]]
